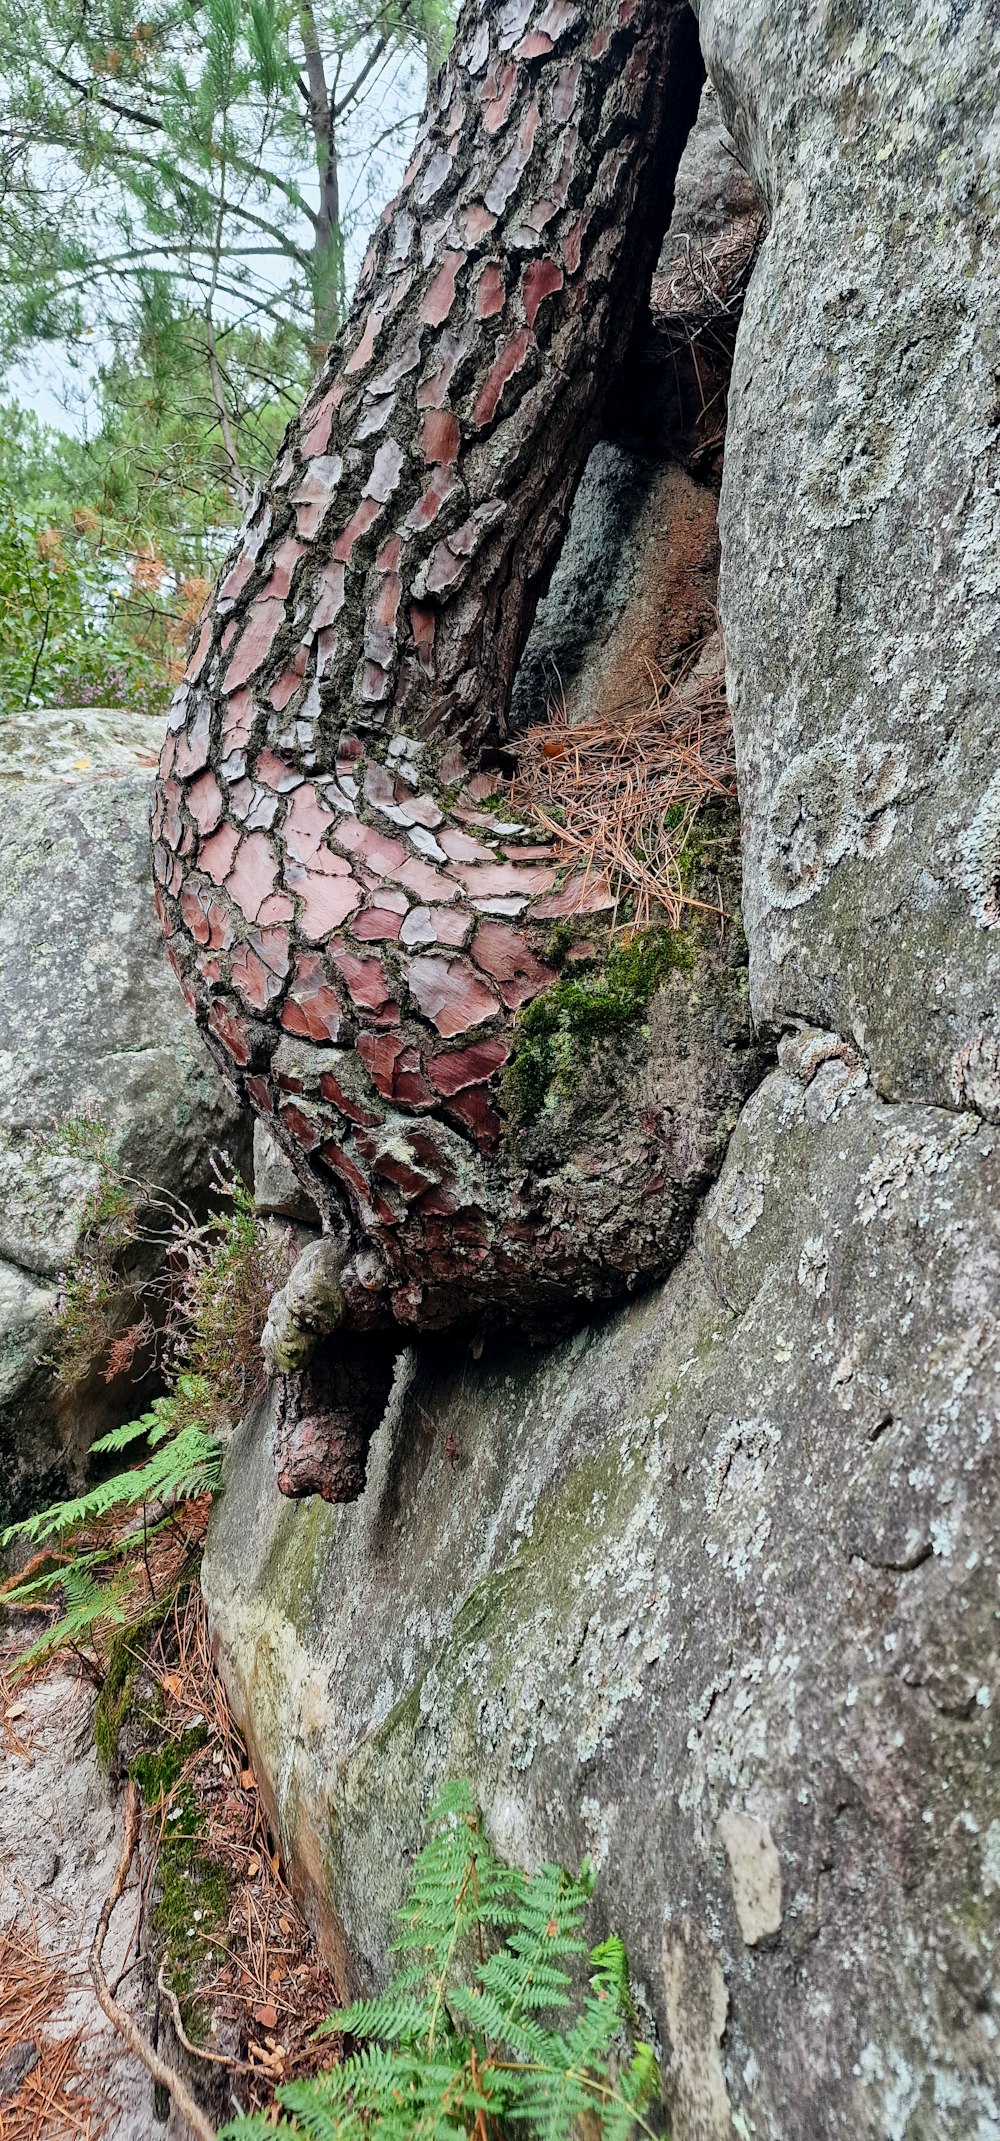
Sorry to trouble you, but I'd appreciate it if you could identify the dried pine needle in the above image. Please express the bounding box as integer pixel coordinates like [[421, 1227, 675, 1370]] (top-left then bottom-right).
[[516, 638, 737, 930]]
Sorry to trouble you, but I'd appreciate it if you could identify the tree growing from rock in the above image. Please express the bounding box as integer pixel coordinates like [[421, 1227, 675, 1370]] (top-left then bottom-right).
[[154, 0, 757, 1499]]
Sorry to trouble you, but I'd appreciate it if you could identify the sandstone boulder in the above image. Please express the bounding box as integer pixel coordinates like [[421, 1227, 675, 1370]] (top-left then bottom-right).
[[0, 708, 246, 1525], [205, 1044, 1000, 2137]]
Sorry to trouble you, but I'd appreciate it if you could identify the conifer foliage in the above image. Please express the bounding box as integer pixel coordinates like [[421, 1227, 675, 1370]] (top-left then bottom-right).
[[220, 1781, 662, 2140]]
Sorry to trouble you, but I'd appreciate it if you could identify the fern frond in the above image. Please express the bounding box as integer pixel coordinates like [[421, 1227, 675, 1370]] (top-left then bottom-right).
[[7, 1569, 133, 1671], [1, 1416, 219, 1553], [328, 1989, 434, 2046], [589, 1935, 632, 2012], [145, 1376, 213, 1445], [221, 1783, 661, 2141], [427, 1780, 478, 1824], [218, 2120, 302, 2141], [3, 1473, 142, 1547], [90, 1410, 160, 1454], [0, 1510, 176, 1610], [620, 2043, 662, 2119]]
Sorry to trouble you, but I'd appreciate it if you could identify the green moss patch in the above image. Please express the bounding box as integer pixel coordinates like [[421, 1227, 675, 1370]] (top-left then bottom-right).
[[93, 1601, 171, 1771], [502, 925, 696, 1124], [131, 1732, 230, 2037], [93, 1632, 142, 1770]]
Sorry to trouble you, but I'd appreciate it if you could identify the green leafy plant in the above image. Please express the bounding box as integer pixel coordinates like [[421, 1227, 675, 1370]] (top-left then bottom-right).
[[0, 1382, 221, 1669], [219, 1780, 662, 2141], [0, 483, 169, 713], [1, 1143, 280, 1675]]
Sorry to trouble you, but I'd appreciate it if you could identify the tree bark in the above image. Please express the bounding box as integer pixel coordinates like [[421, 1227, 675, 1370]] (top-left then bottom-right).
[[154, 0, 747, 1419]]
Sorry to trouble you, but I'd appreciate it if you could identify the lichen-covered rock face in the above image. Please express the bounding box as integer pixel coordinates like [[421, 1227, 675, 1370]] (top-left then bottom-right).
[[204, 1043, 1000, 2137], [0, 717, 245, 1524], [695, 0, 1000, 1110]]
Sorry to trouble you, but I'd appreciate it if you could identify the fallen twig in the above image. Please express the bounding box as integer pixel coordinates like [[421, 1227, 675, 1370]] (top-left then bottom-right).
[[88, 1779, 217, 2141], [157, 1962, 257, 2076]]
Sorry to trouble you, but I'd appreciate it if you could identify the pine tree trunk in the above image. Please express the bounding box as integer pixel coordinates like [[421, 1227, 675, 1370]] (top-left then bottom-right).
[[154, 0, 746, 1418]]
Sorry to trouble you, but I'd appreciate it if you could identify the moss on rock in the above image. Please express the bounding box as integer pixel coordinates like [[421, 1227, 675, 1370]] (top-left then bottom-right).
[[503, 924, 697, 1123]]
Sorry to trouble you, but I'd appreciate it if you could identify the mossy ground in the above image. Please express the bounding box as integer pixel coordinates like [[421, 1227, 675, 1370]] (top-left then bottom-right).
[[93, 1628, 144, 1770], [131, 1720, 231, 2036], [94, 1599, 232, 2039], [93, 1594, 180, 1769]]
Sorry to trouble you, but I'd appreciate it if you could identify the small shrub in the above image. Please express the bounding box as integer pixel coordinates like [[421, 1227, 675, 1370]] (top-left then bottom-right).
[[0, 489, 169, 713], [219, 1780, 662, 2141], [170, 1173, 277, 1422], [43, 1125, 276, 1416], [1, 1141, 280, 1676]]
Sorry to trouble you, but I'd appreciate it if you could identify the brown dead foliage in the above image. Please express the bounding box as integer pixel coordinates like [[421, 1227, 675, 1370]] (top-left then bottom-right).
[[0, 1917, 106, 2141], [516, 638, 737, 930], [651, 210, 765, 469], [0, 1662, 35, 1761], [4, 1520, 343, 2129]]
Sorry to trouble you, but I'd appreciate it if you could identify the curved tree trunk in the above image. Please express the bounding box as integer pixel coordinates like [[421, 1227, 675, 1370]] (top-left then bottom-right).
[[153, 0, 752, 1494]]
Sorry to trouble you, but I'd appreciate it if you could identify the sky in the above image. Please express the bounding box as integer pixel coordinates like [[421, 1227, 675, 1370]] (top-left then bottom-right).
[[4, 34, 425, 440]]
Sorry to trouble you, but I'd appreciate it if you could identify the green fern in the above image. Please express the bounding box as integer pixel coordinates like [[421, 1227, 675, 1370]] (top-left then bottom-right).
[[1, 1382, 221, 1553], [0, 1378, 221, 1679], [4, 1563, 136, 1671], [219, 1784, 663, 2141]]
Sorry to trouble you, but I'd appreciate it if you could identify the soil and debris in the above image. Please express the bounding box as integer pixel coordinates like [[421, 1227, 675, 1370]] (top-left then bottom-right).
[[1, 1509, 344, 2140]]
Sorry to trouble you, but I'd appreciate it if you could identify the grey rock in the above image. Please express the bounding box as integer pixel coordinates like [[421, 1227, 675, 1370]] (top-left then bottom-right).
[[253, 1121, 322, 1225], [0, 720, 246, 1523], [511, 80, 760, 738], [205, 1051, 1000, 2137], [510, 440, 655, 730], [0, 1261, 57, 1407], [694, 0, 1000, 1109], [661, 79, 759, 263]]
